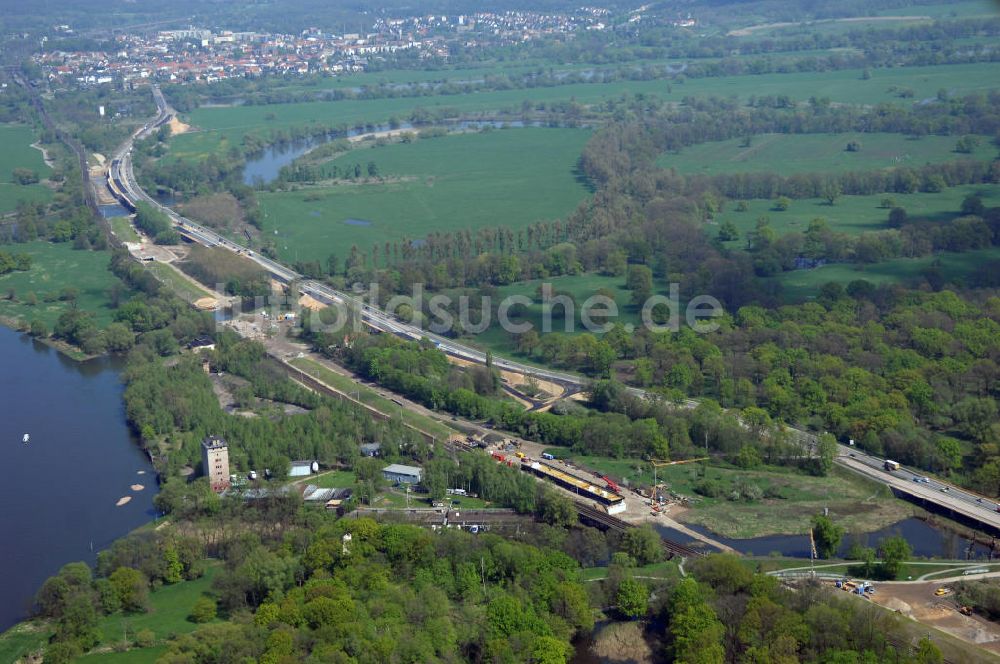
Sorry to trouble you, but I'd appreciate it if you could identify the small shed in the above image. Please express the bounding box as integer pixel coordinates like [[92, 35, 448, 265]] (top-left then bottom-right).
[[290, 460, 320, 477], [382, 463, 422, 484], [188, 335, 216, 352]]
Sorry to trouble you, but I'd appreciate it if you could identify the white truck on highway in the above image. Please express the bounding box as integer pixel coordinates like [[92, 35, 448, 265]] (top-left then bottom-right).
[[883, 460, 900, 471]]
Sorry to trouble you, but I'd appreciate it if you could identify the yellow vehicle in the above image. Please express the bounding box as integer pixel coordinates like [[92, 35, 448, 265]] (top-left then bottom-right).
[[515, 451, 526, 459], [934, 587, 950, 596]]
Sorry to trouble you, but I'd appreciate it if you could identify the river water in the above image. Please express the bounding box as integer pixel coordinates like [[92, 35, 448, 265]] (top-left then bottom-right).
[[0, 326, 157, 631], [241, 120, 542, 186], [656, 516, 995, 560]]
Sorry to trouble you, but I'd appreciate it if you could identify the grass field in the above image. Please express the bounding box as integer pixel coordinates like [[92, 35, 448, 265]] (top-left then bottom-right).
[[146, 262, 215, 304], [538, 453, 912, 538], [663, 464, 912, 539], [309, 468, 358, 489], [0, 124, 53, 213], [463, 272, 642, 356], [92, 564, 221, 646], [657, 133, 995, 177], [874, 0, 998, 18], [259, 127, 591, 262], [715, 183, 1000, 242], [0, 565, 218, 663], [77, 646, 168, 663], [0, 242, 124, 329], [173, 62, 1000, 160], [776, 245, 1000, 301], [289, 357, 456, 440], [0, 623, 50, 664], [109, 215, 141, 243], [580, 560, 680, 582]]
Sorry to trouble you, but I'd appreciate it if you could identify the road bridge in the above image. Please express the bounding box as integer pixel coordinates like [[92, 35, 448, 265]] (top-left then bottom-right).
[[108, 87, 1000, 537], [837, 446, 1000, 535]]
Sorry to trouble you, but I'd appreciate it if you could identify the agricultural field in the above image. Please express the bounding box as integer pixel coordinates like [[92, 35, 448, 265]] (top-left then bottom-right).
[[0, 242, 124, 329], [259, 127, 591, 262], [714, 183, 1000, 243], [172, 62, 1000, 160], [656, 133, 995, 177], [0, 124, 53, 214]]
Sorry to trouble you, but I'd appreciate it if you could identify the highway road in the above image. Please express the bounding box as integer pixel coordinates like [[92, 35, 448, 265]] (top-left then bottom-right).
[[107, 88, 1000, 533], [837, 445, 1000, 531], [108, 87, 620, 390]]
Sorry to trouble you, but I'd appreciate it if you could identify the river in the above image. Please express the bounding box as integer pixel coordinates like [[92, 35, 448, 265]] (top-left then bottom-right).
[[0, 326, 157, 631], [241, 120, 543, 186], [656, 516, 995, 560]]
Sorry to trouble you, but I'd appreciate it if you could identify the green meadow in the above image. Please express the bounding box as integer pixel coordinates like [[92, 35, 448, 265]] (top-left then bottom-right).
[[0, 242, 124, 329], [873, 0, 998, 18], [0, 124, 53, 213], [92, 565, 221, 646], [657, 132, 995, 177], [714, 184, 1000, 244], [776, 246, 1000, 302], [0, 565, 219, 664], [259, 127, 591, 262], [172, 62, 1000, 160], [464, 272, 642, 355]]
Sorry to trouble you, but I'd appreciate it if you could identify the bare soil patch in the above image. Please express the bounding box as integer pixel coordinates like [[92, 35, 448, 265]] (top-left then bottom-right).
[[870, 582, 1000, 653]]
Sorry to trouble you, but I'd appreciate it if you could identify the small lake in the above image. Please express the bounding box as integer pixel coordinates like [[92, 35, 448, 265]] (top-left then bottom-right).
[[0, 327, 157, 631], [656, 517, 995, 560]]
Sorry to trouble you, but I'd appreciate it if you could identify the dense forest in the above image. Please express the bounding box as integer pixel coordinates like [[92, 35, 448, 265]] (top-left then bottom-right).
[[31, 507, 955, 663]]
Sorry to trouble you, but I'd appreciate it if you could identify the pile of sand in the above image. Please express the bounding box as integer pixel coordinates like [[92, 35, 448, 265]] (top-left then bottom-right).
[[168, 117, 191, 135], [883, 597, 913, 614], [194, 297, 218, 311], [299, 294, 327, 311]]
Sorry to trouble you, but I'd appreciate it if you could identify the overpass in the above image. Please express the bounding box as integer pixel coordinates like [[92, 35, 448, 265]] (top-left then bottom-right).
[[837, 445, 1000, 534]]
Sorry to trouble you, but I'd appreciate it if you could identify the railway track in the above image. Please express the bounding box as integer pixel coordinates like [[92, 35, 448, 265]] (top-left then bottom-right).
[[575, 503, 704, 559]]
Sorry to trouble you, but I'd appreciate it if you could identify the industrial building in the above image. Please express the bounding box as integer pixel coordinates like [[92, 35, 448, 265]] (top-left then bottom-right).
[[202, 435, 230, 492], [382, 463, 423, 484]]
